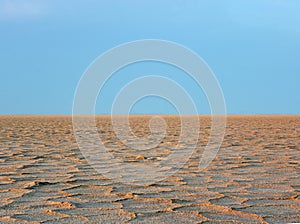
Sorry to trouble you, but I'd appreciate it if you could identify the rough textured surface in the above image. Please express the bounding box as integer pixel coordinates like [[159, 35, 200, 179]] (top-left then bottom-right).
[[0, 115, 299, 223]]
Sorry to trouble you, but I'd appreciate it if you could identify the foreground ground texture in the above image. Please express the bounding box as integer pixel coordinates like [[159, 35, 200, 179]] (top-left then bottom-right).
[[0, 115, 299, 223]]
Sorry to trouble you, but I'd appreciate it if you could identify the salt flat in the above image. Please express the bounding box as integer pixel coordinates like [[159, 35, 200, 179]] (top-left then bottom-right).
[[0, 115, 299, 223]]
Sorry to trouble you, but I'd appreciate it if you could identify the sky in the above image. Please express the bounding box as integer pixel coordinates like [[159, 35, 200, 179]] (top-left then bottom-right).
[[0, 0, 300, 114]]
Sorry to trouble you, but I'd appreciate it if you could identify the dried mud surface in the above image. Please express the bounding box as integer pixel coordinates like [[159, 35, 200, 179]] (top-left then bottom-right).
[[0, 115, 299, 223]]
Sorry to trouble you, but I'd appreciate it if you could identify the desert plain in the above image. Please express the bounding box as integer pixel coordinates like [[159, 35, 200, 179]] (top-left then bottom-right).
[[0, 115, 299, 223]]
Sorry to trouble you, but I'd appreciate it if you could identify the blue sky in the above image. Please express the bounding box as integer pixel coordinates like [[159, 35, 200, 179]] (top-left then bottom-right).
[[0, 0, 299, 114]]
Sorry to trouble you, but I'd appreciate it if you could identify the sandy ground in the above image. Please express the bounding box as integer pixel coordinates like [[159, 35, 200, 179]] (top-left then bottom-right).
[[0, 115, 299, 223]]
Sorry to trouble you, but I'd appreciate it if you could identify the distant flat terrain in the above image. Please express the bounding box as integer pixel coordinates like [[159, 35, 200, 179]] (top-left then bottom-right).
[[0, 115, 299, 223]]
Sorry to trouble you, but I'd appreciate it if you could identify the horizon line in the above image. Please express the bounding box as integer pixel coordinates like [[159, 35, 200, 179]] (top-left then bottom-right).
[[1, 113, 299, 116]]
